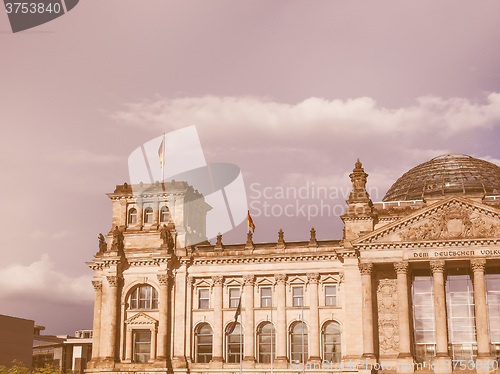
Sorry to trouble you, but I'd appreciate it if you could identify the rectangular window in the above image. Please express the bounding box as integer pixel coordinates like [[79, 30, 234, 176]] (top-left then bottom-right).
[[199, 289, 210, 309], [292, 286, 303, 307], [486, 273, 500, 346], [412, 273, 436, 365], [325, 285, 337, 306], [229, 288, 241, 308], [261, 287, 272, 307], [133, 330, 151, 363]]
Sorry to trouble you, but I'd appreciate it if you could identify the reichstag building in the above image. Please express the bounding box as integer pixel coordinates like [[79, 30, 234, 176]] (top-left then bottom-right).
[[86, 154, 500, 374]]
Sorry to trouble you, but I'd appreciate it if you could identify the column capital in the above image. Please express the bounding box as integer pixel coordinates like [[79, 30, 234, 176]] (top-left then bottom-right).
[[470, 258, 487, 273], [212, 275, 224, 286], [157, 273, 170, 286], [106, 275, 120, 287], [243, 274, 255, 285], [187, 276, 194, 286], [92, 280, 102, 291], [358, 262, 373, 275], [307, 273, 320, 284], [430, 260, 445, 274], [274, 274, 287, 284], [394, 261, 409, 274]]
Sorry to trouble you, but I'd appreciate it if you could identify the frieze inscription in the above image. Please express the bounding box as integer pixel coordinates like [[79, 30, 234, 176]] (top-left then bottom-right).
[[407, 248, 500, 260]]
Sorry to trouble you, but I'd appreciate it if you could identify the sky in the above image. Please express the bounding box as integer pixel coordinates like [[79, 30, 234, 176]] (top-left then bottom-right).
[[1, 0, 500, 335]]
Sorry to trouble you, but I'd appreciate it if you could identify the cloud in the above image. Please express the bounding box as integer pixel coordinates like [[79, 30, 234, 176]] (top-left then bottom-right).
[[0, 254, 93, 305], [113, 93, 500, 139], [112, 93, 500, 201]]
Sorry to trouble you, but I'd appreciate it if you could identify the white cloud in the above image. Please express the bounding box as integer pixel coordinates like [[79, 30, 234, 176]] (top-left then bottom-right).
[[112, 93, 500, 203], [0, 254, 93, 305], [113, 93, 500, 139]]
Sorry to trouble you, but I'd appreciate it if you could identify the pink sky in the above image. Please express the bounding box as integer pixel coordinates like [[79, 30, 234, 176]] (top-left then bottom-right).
[[1, 1, 500, 334]]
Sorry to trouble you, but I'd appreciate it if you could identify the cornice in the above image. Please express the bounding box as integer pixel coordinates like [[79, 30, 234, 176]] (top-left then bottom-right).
[[355, 238, 500, 250], [192, 253, 339, 265]]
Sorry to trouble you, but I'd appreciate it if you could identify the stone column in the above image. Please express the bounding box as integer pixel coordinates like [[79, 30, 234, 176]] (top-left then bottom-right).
[[125, 327, 133, 361], [307, 273, 321, 363], [471, 259, 493, 372], [91, 280, 102, 360], [153, 199, 160, 229], [150, 326, 157, 360], [243, 275, 255, 365], [156, 273, 170, 361], [172, 263, 188, 367], [274, 274, 287, 366], [185, 277, 193, 363], [210, 276, 224, 367], [394, 262, 414, 373], [103, 276, 120, 362], [136, 199, 143, 230], [359, 263, 375, 360], [430, 260, 451, 374]]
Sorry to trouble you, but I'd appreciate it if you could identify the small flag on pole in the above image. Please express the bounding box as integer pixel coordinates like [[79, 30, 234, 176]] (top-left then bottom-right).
[[158, 137, 165, 173], [227, 296, 242, 334], [247, 210, 256, 233]]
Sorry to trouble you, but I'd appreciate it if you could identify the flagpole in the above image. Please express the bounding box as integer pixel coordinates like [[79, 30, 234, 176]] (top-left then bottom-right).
[[301, 299, 305, 374], [162, 132, 165, 183], [270, 298, 274, 374], [240, 288, 243, 374]]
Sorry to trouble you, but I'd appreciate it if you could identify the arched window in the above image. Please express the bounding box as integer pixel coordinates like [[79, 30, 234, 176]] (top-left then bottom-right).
[[226, 323, 243, 363], [195, 323, 213, 363], [129, 285, 158, 310], [322, 321, 341, 362], [290, 322, 308, 364], [128, 208, 137, 225], [257, 322, 275, 363], [144, 207, 153, 224], [160, 206, 169, 223]]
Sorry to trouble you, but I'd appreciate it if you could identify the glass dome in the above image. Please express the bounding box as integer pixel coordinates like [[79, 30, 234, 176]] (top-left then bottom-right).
[[382, 154, 500, 202]]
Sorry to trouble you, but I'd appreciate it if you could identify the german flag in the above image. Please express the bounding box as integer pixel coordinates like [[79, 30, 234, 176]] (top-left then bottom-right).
[[247, 210, 256, 233], [158, 138, 164, 172]]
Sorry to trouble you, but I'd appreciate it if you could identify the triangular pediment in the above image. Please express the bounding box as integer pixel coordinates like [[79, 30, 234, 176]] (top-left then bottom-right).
[[125, 312, 158, 325], [354, 196, 500, 247]]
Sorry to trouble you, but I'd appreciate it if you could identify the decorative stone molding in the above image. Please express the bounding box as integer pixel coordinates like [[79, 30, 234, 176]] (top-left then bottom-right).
[[243, 275, 255, 285], [306, 273, 320, 284], [211, 275, 224, 286], [377, 277, 399, 354], [125, 312, 158, 326], [277, 229, 286, 247], [274, 274, 287, 284], [107, 276, 120, 287], [430, 260, 445, 273], [157, 273, 170, 286], [193, 253, 339, 266], [358, 262, 373, 275], [470, 258, 487, 273], [187, 276, 194, 286], [309, 227, 318, 246], [393, 261, 409, 274], [92, 280, 102, 291], [356, 197, 500, 245]]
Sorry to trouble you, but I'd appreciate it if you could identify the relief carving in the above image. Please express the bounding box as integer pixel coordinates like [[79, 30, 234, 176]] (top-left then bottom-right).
[[400, 206, 500, 241], [377, 277, 399, 355]]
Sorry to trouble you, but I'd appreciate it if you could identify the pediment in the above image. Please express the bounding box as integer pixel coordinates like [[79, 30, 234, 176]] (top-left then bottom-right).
[[354, 196, 500, 246], [125, 312, 158, 325], [256, 277, 275, 286]]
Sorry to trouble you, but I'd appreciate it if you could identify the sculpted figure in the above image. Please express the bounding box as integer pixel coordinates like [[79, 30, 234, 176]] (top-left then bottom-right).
[[98, 233, 107, 253], [112, 226, 124, 251], [160, 224, 174, 252]]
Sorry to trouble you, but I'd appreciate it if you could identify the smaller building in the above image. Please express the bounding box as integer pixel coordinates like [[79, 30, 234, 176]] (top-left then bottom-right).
[[33, 330, 93, 372], [0, 314, 34, 369]]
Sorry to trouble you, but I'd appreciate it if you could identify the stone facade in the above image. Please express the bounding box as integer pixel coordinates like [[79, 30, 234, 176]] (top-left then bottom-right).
[[86, 155, 500, 374]]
